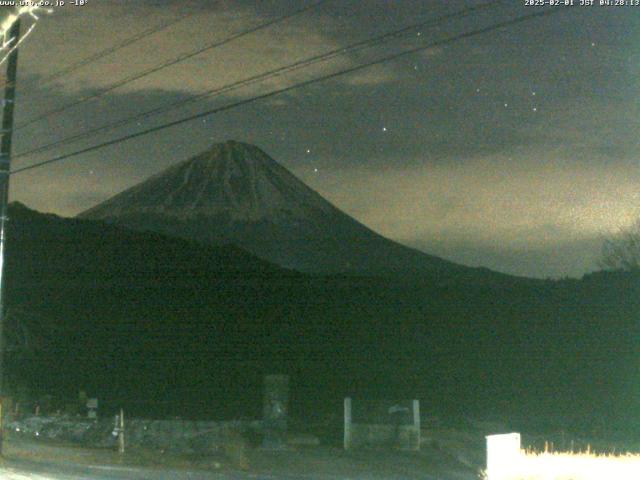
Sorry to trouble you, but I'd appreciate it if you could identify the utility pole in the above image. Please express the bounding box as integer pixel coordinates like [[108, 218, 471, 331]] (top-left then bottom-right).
[[0, 16, 21, 456]]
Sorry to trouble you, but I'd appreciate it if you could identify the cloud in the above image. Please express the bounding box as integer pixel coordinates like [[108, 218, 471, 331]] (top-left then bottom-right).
[[295, 150, 640, 277], [409, 234, 604, 279], [9, 0, 638, 279], [21, 2, 350, 98], [19, 1, 441, 105], [419, 46, 443, 58], [342, 63, 400, 86]]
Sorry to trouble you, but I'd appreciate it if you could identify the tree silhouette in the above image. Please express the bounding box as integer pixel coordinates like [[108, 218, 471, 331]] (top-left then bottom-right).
[[601, 220, 640, 271]]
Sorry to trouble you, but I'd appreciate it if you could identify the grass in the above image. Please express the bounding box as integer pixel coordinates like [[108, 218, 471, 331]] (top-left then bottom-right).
[[482, 448, 640, 480]]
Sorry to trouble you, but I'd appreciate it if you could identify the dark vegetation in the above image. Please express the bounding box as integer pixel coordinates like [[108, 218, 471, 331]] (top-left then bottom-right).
[[4, 203, 639, 437]]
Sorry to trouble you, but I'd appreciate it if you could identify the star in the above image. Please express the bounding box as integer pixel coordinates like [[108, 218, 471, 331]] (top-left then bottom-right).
[[306, 148, 311, 154], [382, 127, 387, 132]]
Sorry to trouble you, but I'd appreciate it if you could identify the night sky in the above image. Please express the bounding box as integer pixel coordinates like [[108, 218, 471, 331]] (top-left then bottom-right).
[[5, 0, 639, 278]]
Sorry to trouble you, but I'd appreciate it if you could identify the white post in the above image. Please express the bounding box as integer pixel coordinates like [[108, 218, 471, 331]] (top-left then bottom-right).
[[344, 397, 352, 450], [118, 408, 125, 454], [486, 433, 521, 480], [412, 399, 420, 450]]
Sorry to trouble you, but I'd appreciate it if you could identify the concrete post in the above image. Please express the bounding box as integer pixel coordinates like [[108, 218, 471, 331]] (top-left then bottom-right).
[[262, 374, 289, 449], [87, 398, 98, 419], [117, 408, 125, 454], [412, 399, 420, 450], [343, 397, 352, 450]]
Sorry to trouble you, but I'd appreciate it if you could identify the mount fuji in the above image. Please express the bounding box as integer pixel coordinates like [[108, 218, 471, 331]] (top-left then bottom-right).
[[79, 140, 498, 280]]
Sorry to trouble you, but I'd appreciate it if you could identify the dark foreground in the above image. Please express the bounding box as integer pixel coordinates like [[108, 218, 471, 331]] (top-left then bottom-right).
[[0, 427, 484, 480]]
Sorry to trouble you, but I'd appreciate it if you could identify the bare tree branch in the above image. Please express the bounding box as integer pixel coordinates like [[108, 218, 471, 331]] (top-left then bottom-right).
[[600, 220, 640, 272]]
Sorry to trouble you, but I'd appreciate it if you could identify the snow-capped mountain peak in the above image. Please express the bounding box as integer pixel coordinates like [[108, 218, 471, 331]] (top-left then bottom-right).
[[82, 140, 334, 222]]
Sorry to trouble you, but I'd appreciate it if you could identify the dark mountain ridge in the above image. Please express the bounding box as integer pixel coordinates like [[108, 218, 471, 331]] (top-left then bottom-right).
[[4, 203, 638, 433]]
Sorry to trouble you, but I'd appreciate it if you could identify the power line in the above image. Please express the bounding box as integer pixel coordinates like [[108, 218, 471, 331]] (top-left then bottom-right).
[[11, 7, 570, 176], [14, 0, 506, 161], [14, 0, 328, 131], [18, 11, 195, 91], [0, 11, 192, 91]]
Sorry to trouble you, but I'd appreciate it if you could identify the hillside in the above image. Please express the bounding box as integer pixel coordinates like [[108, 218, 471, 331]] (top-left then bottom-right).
[[3, 203, 638, 434]]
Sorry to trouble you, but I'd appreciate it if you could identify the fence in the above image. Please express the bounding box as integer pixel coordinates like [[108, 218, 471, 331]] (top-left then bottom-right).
[[7, 414, 263, 454], [4, 375, 292, 454], [343, 397, 420, 450]]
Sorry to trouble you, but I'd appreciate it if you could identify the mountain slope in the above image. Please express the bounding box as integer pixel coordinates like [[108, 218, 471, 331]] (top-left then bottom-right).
[[79, 140, 497, 279]]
